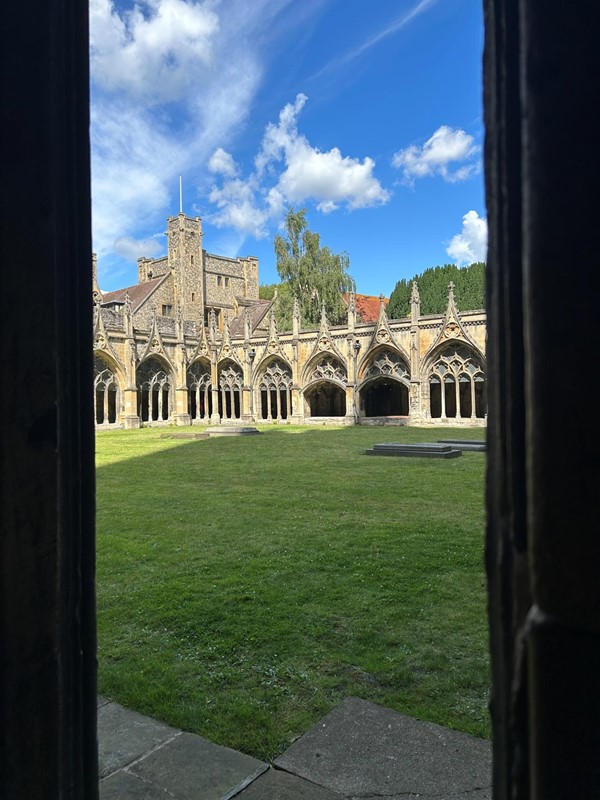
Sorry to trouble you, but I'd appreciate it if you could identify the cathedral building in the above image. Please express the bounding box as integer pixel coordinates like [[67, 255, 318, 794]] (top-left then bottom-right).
[[93, 212, 487, 428]]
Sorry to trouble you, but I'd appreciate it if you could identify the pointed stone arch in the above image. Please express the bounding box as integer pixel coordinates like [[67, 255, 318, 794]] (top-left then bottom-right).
[[357, 346, 411, 418], [93, 353, 122, 426], [217, 358, 243, 421], [302, 354, 348, 418], [425, 341, 487, 420], [255, 355, 293, 422], [187, 357, 212, 422], [136, 354, 174, 423]]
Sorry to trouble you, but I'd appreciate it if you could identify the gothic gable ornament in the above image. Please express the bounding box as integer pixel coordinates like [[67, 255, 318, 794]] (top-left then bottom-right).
[[218, 311, 239, 364], [266, 310, 283, 356], [189, 321, 211, 362], [306, 304, 346, 365], [365, 295, 401, 353], [93, 300, 123, 368], [140, 307, 172, 366], [429, 282, 476, 352]]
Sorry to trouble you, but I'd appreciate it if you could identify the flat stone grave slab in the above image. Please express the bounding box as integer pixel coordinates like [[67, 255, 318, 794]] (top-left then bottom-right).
[[205, 426, 261, 437], [365, 442, 462, 458], [161, 432, 210, 439], [438, 439, 486, 452], [274, 697, 491, 800]]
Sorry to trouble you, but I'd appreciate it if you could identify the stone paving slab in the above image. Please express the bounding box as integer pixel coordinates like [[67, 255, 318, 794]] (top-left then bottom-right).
[[100, 769, 176, 799], [98, 701, 179, 779], [233, 766, 344, 799], [128, 731, 267, 800], [274, 697, 491, 800]]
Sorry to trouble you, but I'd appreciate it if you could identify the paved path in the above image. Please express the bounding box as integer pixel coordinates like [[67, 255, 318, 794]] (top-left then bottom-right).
[[98, 695, 491, 799]]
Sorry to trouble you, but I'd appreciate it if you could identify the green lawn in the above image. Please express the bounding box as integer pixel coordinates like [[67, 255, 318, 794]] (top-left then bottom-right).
[[96, 424, 489, 760]]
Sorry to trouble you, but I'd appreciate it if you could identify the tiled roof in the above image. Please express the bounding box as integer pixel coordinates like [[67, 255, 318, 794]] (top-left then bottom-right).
[[229, 299, 273, 337], [344, 293, 388, 323], [101, 276, 167, 312]]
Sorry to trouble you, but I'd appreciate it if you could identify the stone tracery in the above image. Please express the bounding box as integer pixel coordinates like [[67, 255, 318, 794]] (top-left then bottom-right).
[[258, 359, 292, 421], [428, 343, 486, 419], [218, 361, 243, 420], [137, 357, 172, 422], [187, 360, 212, 421], [94, 356, 119, 425]]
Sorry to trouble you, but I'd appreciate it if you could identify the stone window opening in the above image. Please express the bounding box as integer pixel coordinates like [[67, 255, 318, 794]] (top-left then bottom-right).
[[360, 350, 410, 417], [258, 360, 292, 421], [162, 304, 173, 317], [137, 358, 172, 423], [187, 362, 212, 421], [94, 357, 119, 425], [428, 345, 486, 419], [217, 275, 222, 287], [218, 363, 243, 420], [304, 381, 346, 417]]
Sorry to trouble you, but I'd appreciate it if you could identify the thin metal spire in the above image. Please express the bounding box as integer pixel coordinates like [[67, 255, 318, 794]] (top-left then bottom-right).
[[179, 175, 183, 213]]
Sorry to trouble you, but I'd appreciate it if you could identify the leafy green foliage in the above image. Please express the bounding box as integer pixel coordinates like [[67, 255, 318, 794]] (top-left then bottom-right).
[[96, 425, 489, 760], [258, 283, 278, 300], [274, 208, 355, 330], [388, 262, 486, 319]]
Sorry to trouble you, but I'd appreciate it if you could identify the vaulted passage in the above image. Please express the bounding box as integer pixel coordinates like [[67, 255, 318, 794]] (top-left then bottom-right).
[[362, 379, 409, 416], [137, 357, 171, 422], [304, 382, 346, 416]]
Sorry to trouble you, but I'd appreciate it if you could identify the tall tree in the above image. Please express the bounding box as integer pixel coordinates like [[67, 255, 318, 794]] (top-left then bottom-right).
[[274, 208, 355, 330]]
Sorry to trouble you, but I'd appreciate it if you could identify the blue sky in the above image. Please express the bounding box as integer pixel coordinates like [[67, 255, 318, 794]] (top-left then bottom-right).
[[90, 0, 485, 297]]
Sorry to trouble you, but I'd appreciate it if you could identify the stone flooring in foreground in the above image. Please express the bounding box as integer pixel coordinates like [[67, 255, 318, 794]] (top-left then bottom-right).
[[98, 695, 491, 800]]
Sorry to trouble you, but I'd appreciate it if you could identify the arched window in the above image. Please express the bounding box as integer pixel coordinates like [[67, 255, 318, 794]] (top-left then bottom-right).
[[360, 350, 410, 417], [428, 344, 486, 419], [94, 356, 119, 425], [258, 360, 292, 421], [137, 357, 171, 423], [187, 361, 212, 421], [304, 357, 347, 417], [218, 362, 243, 420]]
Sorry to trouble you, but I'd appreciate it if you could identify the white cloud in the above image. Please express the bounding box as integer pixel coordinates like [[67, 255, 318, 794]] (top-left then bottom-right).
[[114, 235, 165, 261], [208, 148, 239, 178], [207, 93, 390, 236], [89, 0, 293, 275], [392, 125, 480, 185], [89, 0, 219, 103], [446, 210, 488, 265]]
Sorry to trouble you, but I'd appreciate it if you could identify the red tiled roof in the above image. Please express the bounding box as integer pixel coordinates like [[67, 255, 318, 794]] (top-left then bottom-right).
[[344, 293, 388, 323], [101, 275, 167, 312]]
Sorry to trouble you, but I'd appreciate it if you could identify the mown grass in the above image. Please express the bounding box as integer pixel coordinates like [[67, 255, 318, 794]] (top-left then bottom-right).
[[96, 424, 489, 760]]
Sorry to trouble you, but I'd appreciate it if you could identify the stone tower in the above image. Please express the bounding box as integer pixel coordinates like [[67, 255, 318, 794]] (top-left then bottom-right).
[[166, 212, 204, 331]]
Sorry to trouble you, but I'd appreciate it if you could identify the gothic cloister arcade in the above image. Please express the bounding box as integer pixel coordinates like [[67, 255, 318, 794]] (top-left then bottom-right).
[[218, 360, 243, 421], [94, 354, 121, 425], [426, 343, 487, 420], [137, 356, 173, 423], [187, 359, 212, 422], [257, 358, 293, 422], [302, 356, 347, 417], [358, 348, 410, 418]]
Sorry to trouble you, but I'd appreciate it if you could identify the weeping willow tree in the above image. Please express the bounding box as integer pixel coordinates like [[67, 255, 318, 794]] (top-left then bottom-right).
[[273, 208, 355, 330]]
